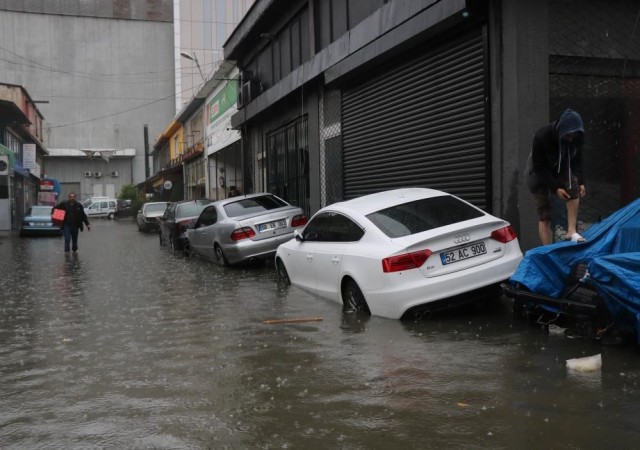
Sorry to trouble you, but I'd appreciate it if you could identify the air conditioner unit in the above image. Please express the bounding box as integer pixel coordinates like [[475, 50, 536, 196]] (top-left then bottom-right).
[[94, 171, 102, 178], [237, 71, 260, 108], [111, 170, 119, 177], [0, 154, 9, 176], [84, 171, 93, 177]]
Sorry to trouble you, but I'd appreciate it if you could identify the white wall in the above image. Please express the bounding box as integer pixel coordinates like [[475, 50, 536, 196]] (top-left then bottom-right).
[[0, 10, 175, 185]]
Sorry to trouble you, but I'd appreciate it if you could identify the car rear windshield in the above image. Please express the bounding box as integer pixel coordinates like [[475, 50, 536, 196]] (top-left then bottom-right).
[[223, 195, 288, 218], [30, 206, 53, 216], [145, 203, 168, 213], [177, 202, 207, 218], [366, 195, 484, 238]]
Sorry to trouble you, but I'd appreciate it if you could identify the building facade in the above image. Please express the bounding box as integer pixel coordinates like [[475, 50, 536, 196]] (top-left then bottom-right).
[[224, 0, 640, 251], [0, 1, 176, 202], [174, 0, 254, 111], [0, 83, 48, 231]]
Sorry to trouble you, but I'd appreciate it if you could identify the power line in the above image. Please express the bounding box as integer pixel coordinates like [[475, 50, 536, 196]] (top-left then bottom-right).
[[0, 44, 224, 82], [46, 81, 230, 129]]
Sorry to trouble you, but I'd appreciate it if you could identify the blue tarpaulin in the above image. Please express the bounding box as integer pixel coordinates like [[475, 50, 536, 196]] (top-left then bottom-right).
[[510, 197, 640, 297], [588, 253, 640, 333]]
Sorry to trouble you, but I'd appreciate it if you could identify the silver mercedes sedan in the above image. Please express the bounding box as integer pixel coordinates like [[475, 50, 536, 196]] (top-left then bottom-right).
[[186, 193, 307, 266]]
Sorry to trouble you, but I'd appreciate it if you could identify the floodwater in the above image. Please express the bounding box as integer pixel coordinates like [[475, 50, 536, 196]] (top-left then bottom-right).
[[1, 219, 640, 449]]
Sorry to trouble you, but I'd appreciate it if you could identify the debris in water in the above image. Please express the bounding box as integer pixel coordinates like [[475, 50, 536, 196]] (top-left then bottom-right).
[[566, 353, 602, 372], [262, 317, 323, 324]]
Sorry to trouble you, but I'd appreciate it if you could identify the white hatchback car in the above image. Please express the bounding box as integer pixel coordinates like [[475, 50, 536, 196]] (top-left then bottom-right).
[[275, 188, 523, 320]]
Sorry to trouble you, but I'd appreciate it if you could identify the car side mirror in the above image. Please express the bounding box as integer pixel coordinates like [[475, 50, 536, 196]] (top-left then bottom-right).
[[294, 229, 304, 242]]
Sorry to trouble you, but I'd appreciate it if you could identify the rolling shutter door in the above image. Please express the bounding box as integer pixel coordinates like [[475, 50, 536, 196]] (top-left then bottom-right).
[[342, 28, 490, 210]]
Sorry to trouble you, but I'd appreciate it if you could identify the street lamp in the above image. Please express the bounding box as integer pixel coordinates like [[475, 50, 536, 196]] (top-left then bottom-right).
[[180, 51, 205, 82]]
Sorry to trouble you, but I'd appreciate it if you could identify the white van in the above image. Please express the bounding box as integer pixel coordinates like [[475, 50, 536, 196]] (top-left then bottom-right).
[[84, 198, 117, 219], [82, 196, 109, 208]]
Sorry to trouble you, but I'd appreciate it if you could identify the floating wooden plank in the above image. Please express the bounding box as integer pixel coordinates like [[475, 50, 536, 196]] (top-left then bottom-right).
[[262, 317, 323, 325]]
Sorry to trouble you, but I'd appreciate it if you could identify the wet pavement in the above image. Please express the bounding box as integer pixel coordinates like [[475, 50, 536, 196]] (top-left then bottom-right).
[[2, 218, 640, 449]]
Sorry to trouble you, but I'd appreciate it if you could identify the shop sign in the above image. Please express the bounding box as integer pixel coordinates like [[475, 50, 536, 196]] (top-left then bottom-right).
[[40, 179, 55, 191], [23, 144, 36, 170], [208, 81, 237, 124]]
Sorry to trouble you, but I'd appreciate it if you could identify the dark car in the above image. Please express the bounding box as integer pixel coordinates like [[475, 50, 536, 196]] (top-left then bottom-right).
[[159, 199, 213, 251], [20, 205, 62, 237]]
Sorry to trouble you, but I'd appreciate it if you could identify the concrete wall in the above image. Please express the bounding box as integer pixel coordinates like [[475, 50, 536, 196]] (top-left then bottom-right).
[[0, 9, 175, 185], [43, 157, 135, 202], [490, 0, 549, 252]]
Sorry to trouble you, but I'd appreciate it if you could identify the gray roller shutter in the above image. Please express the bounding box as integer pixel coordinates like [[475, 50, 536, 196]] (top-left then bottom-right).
[[342, 28, 490, 210]]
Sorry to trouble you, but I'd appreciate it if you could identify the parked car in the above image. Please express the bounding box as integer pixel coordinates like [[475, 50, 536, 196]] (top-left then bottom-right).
[[84, 198, 118, 219], [159, 199, 213, 251], [114, 199, 136, 218], [20, 205, 62, 237], [81, 196, 109, 208], [275, 187, 523, 320], [137, 202, 170, 232], [186, 193, 307, 265]]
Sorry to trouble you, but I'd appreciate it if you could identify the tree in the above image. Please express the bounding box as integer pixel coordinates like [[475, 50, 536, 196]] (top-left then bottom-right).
[[119, 184, 138, 201], [117, 184, 144, 217]]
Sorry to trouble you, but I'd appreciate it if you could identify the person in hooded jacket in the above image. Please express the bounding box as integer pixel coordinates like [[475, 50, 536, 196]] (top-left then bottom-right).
[[53, 192, 91, 253], [525, 108, 586, 245]]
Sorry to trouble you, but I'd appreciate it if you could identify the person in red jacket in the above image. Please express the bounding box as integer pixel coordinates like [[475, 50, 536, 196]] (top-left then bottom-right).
[[53, 192, 90, 253], [525, 109, 586, 245]]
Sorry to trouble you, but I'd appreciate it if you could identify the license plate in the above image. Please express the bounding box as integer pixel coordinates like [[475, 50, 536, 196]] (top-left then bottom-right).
[[440, 242, 487, 265], [258, 219, 286, 232]]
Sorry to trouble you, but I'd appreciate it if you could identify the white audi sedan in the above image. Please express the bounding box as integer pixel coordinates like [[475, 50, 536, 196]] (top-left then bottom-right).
[[275, 188, 523, 320]]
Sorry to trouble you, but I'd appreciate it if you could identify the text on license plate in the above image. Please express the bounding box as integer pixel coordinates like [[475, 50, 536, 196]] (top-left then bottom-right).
[[258, 219, 286, 232], [440, 242, 487, 265]]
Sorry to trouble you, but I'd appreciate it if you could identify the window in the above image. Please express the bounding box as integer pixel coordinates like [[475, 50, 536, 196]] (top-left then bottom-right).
[[146, 203, 168, 213], [224, 195, 288, 218], [198, 206, 218, 227], [367, 195, 485, 238], [177, 202, 207, 219], [100, 202, 108, 208], [303, 212, 364, 242]]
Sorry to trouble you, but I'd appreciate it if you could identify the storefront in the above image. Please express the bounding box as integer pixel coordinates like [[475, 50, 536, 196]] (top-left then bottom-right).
[[183, 144, 205, 199], [205, 76, 243, 200]]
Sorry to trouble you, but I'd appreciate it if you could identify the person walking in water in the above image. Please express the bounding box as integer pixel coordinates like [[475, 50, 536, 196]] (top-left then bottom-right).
[[525, 108, 587, 245], [53, 192, 90, 253]]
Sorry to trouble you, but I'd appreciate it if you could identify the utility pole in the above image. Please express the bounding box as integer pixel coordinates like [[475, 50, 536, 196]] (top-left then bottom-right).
[[143, 124, 150, 195]]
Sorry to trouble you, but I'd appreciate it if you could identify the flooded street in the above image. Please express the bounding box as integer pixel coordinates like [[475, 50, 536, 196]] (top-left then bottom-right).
[[2, 219, 640, 449]]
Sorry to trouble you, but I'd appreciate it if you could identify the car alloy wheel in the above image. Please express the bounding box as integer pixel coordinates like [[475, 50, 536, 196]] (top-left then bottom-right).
[[342, 279, 371, 315], [276, 258, 291, 285], [214, 244, 228, 266]]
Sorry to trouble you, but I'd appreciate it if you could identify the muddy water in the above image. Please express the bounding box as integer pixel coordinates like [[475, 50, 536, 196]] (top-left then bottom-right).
[[1, 220, 640, 449]]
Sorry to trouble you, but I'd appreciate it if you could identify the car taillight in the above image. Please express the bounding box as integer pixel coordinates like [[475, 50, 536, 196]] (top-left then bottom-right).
[[491, 225, 517, 243], [382, 250, 432, 273], [177, 219, 192, 233], [291, 214, 308, 227], [231, 227, 256, 241]]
